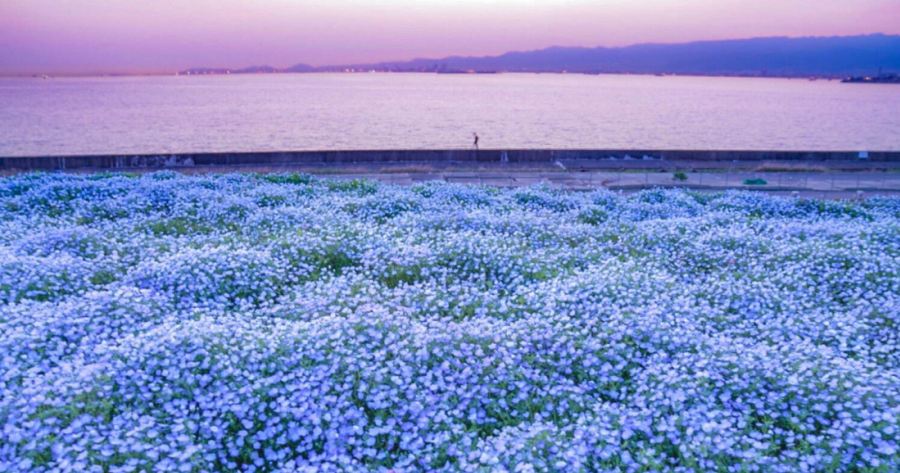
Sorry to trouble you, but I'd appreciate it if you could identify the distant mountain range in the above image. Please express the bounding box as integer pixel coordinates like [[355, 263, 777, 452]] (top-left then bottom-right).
[[180, 34, 900, 77]]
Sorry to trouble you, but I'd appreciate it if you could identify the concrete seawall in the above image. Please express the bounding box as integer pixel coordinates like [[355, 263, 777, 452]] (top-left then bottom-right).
[[2, 149, 900, 173]]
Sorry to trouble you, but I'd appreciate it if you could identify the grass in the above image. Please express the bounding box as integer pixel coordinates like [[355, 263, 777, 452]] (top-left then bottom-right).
[[753, 163, 829, 173]]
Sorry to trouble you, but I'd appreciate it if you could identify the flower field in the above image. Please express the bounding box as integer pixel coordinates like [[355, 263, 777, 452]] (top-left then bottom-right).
[[1, 171, 899, 472]]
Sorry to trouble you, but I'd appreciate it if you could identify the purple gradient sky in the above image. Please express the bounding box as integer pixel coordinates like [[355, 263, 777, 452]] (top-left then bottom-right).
[[2, 0, 899, 74]]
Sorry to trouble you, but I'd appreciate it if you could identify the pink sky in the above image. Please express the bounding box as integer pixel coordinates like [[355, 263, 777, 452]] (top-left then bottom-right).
[[1, 0, 899, 74]]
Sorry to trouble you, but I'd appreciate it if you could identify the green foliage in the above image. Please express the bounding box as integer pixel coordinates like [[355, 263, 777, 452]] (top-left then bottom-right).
[[326, 178, 380, 195], [577, 207, 610, 225], [260, 173, 315, 185], [139, 216, 212, 236]]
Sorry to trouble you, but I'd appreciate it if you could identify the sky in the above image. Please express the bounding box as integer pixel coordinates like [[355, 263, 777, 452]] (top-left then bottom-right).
[[1, 0, 899, 75]]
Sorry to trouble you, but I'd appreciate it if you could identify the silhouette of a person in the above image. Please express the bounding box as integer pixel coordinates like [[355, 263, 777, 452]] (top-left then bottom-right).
[[473, 133, 479, 150]]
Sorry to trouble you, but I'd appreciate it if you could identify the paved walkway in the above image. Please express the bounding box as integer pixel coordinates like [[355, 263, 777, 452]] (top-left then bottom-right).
[[28, 161, 900, 197], [316, 171, 900, 197]]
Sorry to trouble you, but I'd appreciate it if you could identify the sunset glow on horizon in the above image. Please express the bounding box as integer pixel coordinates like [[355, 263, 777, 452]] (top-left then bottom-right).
[[2, 0, 899, 75]]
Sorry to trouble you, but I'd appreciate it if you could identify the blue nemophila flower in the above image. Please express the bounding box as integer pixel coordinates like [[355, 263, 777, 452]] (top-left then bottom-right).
[[0, 173, 898, 472]]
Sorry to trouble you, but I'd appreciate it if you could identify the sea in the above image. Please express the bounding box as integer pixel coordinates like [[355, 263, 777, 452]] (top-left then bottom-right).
[[1, 73, 898, 157]]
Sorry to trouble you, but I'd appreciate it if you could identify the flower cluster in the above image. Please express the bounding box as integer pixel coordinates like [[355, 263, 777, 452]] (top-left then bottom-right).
[[1, 172, 898, 472]]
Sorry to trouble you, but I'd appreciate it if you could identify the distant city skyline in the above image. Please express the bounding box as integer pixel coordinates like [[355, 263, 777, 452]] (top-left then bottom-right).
[[2, 0, 900, 75]]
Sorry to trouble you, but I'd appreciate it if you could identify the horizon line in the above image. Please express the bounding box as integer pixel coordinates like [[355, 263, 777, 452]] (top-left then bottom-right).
[[1, 32, 894, 78]]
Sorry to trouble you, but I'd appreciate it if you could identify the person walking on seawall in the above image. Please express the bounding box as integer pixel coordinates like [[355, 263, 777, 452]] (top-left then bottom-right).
[[473, 133, 479, 150]]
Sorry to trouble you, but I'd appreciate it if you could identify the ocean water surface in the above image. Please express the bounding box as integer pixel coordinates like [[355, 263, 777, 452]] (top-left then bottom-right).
[[1, 73, 898, 156]]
